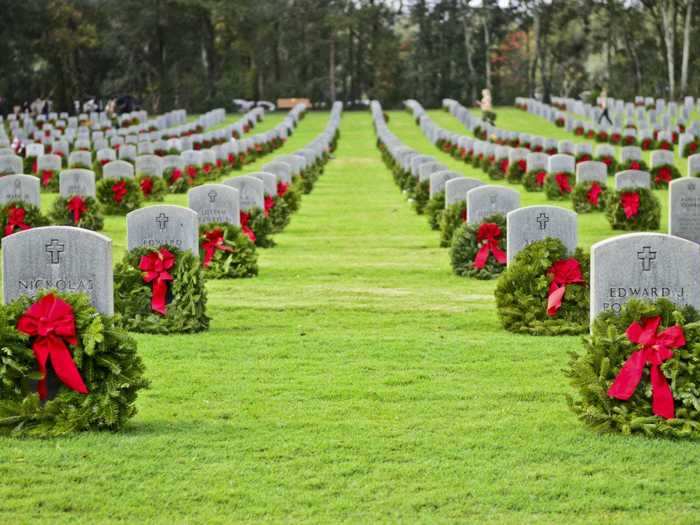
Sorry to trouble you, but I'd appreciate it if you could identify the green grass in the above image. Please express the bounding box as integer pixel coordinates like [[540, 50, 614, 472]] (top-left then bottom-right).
[[1, 110, 699, 524]]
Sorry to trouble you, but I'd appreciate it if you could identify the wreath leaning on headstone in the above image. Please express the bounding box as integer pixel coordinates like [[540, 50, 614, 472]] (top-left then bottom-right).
[[506, 159, 527, 184], [571, 181, 609, 213], [606, 188, 661, 231], [0, 291, 148, 437], [96, 177, 143, 215], [114, 245, 209, 334], [650, 164, 681, 189], [495, 238, 590, 336], [137, 175, 168, 201], [425, 191, 446, 231], [0, 201, 50, 243], [49, 195, 104, 231], [450, 214, 507, 279], [199, 223, 258, 279], [566, 299, 700, 439], [544, 171, 575, 200], [413, 179, 430, 214], [522, 168, 547, 192], [439, 201, 466, 248]]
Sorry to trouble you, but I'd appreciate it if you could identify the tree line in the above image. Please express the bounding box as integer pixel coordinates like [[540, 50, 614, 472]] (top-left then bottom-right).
[[0, 0, 697, 114]]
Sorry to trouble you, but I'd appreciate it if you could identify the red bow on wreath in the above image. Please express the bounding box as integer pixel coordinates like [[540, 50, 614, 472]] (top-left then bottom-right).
[[535, 171, 547, 187], [67, 196, 87, 224], [264, 195, 275, 216], [139, 248, 175, 315], [587, 182, 603, 207], [227, 153, 235, 166], [100, 159, 110, 166], [170, 168, 183, 184], [216, 159, 223, 169], [546, 258, 585, 316], [16, 294, 88, 400], [202, 228, 234, 268], [620, 191, 640, 219], [554, 172, 572, 194], [140, 177, 154, 197], [277, 182, 289, 197], [654, 166, 673, 185], [517, 159, 527, 173], [499, 159, 509, 174], [473, 223, 506, 269], [186, 165, 198, 181], [601, 156, 612, 167], [629, 160, 641, 170], [4, 206, 30, 236], [32, 159, 38, 174], [41, 170, 54, 187], [608, 317, 685, 420], [203, 164, 212, 175], [239, 211, 256, 243], [112, 180, 128, 203]]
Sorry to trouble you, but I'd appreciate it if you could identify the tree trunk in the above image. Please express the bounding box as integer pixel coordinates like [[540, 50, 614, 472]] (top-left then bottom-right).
[[329, 32, 336, 102], [462, 15, 477, 104], [681, 0, 693, 96], [483, 15, 492, 92], [661, 0, 677, 99]]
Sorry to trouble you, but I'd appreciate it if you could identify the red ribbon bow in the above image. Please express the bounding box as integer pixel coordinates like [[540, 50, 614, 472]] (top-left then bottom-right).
[[16, 294, 88, 400], [201, 228, 234, 268], [139, 248, 175, 315], [216, 159, 223, 168], [535, 171, 547, 187], [473, 223, 507, 269], [169, 168, 183, 184], [629, 160, 641, 170], [587, 182, 603, 206], [554, 172, 572, 194], [620, 191, 640, 219], [240, 211, 256, 243], [41, 170, 55, 187], [654, 166, 673, 185], [100, 159, 110, 166], [112, 180, 128, 203], [517, 159, 526, 173], [32, 159, 38, 174], [4, 206, 30, 236], [499, 159, 509, 173], [186, 165, 198, 180], [203, 164, 212, 174], [601, 156, 612, 167], [227, 153, 235, 166], [264, 195, 275, 216], [67, 196, 87, 224], [277, 182, 289, 197], [546, 258, 585, 316], [140, 177, 154, 197], [608, 317, 685, 420]]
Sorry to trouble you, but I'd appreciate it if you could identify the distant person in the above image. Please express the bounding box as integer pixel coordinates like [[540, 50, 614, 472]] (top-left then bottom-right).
[[478, 88, 496, 125], [597, 89, 613, 125]]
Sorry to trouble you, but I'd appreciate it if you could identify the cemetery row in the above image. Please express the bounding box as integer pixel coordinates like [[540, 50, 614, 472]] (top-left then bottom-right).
[[412, 99, 700, 238], [515, 95, 700, 156], [0, 105, 311, 243], [0, 103, 343, 437], [372, 100, 700, 439]]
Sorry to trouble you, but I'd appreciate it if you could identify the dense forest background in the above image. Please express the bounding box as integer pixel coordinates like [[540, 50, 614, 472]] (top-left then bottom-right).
[[0, 0, 697, 113]]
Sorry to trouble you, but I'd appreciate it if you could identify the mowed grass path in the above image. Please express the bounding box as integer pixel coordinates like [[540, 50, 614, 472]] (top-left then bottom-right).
[[0, 111, 698, 524]]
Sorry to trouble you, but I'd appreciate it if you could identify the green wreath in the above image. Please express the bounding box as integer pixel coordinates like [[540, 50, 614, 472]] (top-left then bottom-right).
[[281, 185, 301, 214], [487, 159, 508, 181], [606, 188, 661, 231], [199, 223, 258, 279], [439, 201, 466, 248], [413, 179, 430, 214], [0, 291, 148, 437], [0, 201, 49, 244], [650, 164, 681, 189], [38, 169, 60, 193], [566, 299, 700, 438], [618, 159, 648, 171], [571, 181, 608, 213], [96, 177, 143, 215], [596, 156, 617, 176], [682, 142, 699, 158], [480, 156, 493, 173], [506, 160, 526, 184], [267, 196, 291, 233], [425, 192, 445, 231], [137, 175, 168, 201], [522, 169, 546, 192], [49, 196, 104, 231], [165, 168, 193, 194], [544, 172, 574, 200], [471, 155, 483, 170], [450, 214, 507, 279], [247, 207, 274, 248], [495, 238, 590, 336], [114, 246, 209, 334]]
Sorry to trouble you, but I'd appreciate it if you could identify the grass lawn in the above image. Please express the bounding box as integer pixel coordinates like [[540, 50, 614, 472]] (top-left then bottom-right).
[[1, 109, 698, 524]]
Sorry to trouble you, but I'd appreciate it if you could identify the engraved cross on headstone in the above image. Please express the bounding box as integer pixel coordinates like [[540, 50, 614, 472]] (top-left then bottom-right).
[[536, 213, 550, 230], [155, 213, 169, 231], [208, 190, 217, 203], [637, 246, 657, 271], [45, 238, 65, 264]]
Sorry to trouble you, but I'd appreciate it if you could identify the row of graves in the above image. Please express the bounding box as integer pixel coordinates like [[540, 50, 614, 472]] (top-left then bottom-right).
[[372, 100, 700, 439], [515, 95, 700, 157], [408, 99, 699, 237], [0, 105, 311, 245], [0, 102, 343, 437]]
